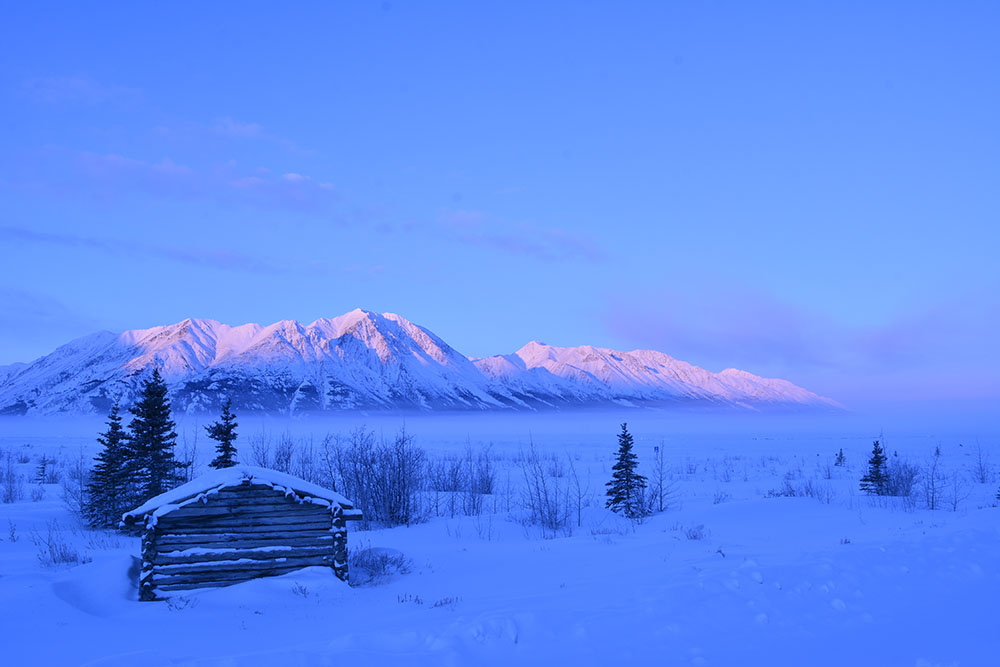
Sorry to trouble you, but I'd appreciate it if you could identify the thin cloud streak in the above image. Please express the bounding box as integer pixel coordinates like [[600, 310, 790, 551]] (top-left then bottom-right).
[[73, 151, 337, 212], [439, 209, 606, 262], [605, 286, 1000, 402], [0, 226, 285, 275], [20, 75, 140, 104]]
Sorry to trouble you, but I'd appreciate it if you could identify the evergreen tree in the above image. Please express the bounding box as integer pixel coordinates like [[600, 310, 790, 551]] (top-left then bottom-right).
[[35, 455, 49, 483], [834, 448, 846, 467], [128, 368, 181, 502], [207, 398, 239, 469], [605, 423, 648, 518], [859, 439, 888, 495], [84, 403, 130, 527]]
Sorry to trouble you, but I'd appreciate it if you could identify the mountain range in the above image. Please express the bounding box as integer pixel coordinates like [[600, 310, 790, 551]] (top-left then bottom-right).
[[0, 309, 840, 415]]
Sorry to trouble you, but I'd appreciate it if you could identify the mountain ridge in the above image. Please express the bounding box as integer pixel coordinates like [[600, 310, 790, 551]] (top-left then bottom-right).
[[0, 309, 841, 415]]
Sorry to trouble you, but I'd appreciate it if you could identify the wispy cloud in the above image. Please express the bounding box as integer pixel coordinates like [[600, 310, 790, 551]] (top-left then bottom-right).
[[604, 285, 1000, 401], [0, 225, 284, 275], [73, 151, 337, 212], [0, 288, 103, 363], [439, 209, 606, 262], [149, 117, 314, 154], [21, 75, 139, 104], [210, 116, 311, 153], [212, 117, 264, 138]]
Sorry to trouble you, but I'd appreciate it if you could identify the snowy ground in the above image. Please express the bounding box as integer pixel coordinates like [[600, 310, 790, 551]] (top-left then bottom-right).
[[1, 410, 998, 666]]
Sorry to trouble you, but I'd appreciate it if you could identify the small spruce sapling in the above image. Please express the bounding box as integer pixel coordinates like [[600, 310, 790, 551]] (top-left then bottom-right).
[[834, 448, 846, 467], [35, 456, 49, 483], [859, 439, 888, 496], [207, 398, 239, 469], [605, 423, 648, 519]]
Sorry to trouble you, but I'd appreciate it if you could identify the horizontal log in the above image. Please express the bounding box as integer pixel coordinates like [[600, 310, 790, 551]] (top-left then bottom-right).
[[154, 519, 332, 534], [156, 514, 333, 530], [148, 570, 329, 587], [153, 546, 334, 565], [162, 509, 332, 523], [153, 556, 334, 578], [164, 503, 332, 519], [202, 486, 332, 503], [208, 490, 352, 511], [148, 531, 338, 551], [154, 568, 337, 591], [153, 527, 332, 539], [173, 493, 330, 506], [159, 510, 331, 523], [152, 530, 335, 544]]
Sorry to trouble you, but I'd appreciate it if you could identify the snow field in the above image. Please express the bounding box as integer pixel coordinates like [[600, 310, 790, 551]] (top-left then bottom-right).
[[0, 414, 997, 666]]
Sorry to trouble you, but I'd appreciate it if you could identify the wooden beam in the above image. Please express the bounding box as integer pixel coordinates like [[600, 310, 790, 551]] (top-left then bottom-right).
[[152, 546, 334, 566]]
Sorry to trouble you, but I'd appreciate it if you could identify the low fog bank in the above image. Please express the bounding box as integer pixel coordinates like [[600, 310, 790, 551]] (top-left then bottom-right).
[[1, 401, 994, 458]]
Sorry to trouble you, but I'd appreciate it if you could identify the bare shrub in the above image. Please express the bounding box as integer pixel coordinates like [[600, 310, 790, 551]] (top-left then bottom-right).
[[468, 446, 495, 495], [684, 524, 707, 540], [766, 479, 834, 503], [432, 596, 460, 608], [970, 443, 991, 484], [32, 521, 90, 567], [177, 430, 199, 483], [885, 458, 919, 498], [922, 451, 946, 510], [31, 485, 45, 502], [294, 439, 317, 483], [567, 455, 591, 528], [349, 545, 412, 587], [1, 452, 25, 503], [272, 433, 294, 473], [428, 456, 465, 518], [518, 444, 571, 538], [248, 431, 271, 468], [165, 596, 198, 611], [647, 446, 678, 513], [60, 449, 89, 519], [329, 427, 426, 528], [545, 455, 565, 479], [948, 471, 970, 511]]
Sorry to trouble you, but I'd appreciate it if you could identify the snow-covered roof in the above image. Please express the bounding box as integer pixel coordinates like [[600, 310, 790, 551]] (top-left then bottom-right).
[[122, 466, 359, 525]]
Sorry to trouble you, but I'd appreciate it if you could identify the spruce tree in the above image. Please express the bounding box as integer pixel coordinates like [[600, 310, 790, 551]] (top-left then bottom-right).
[[859, 439, 888, 496], [606, 423, 648, 518], [35, 455, 49, 483], [834, 448, 846, 467], [85, 403, 130, 527], [207, 398, 239, 469], [128, 368, 181, 502]]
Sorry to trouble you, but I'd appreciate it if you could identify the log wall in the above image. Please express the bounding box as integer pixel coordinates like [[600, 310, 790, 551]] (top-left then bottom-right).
[[138, 483, 350, 600]]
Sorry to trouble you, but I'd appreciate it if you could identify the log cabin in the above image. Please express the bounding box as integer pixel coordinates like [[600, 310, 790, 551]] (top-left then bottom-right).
[[121, 466, 362, 601]]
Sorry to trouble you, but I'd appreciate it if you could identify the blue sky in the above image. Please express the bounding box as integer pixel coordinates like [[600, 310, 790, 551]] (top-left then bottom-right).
[[1, 2, 997, 404]]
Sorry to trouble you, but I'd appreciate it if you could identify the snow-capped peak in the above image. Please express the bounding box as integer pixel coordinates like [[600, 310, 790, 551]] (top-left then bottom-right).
[[0, 311, 840, 415]]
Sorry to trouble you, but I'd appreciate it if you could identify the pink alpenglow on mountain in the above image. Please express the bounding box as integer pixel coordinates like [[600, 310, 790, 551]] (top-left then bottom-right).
[[0, 310, 840, 415]]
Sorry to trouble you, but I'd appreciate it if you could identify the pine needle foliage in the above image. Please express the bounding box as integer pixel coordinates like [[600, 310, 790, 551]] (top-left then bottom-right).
[[606, 423, 648, 518], [207, 398, 239, 469], [128, 368, 181, 502], [859, 439, 888, 495], [84, 403, 130, 527]]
